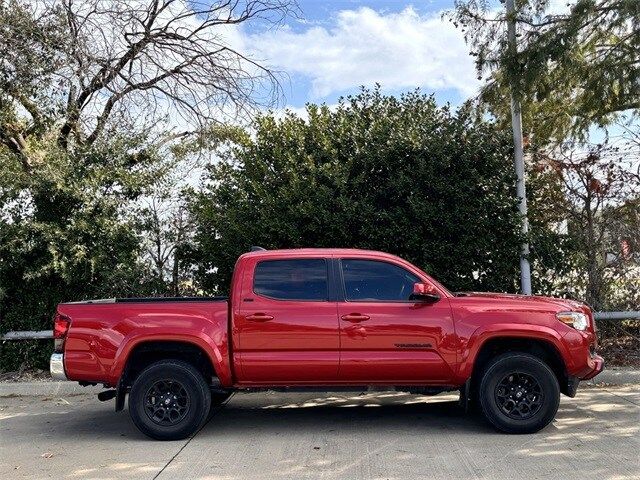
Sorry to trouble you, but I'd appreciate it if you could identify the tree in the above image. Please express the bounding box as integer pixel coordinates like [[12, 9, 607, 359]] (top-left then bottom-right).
[[133, 123, 249, 296], [136, 195, 195, 296], [525, 156, 579, 296], [533, 141, 639, 309], [0, 133, 161, 370], [450, 0, 640, 143], [450, 0, 640, 313], [1, 0, 294, 165], [189, 88, 569, 295]]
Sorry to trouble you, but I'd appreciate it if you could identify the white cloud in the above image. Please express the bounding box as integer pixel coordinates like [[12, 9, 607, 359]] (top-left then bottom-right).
[[248, 7, 480, 100], [547, 0, 574, 15]]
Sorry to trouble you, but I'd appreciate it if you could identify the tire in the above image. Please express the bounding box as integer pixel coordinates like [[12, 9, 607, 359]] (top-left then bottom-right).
[[479, 352, 560, 434], [129, 359, 211, 440]]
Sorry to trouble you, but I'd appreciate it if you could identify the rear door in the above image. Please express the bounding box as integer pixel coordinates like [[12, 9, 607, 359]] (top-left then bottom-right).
[[336, 258, 457, 384], [234, 256, 339, 384]]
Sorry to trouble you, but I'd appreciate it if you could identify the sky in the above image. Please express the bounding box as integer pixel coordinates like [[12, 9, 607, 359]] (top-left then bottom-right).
[[240, 0, 481, 112], [235, 0, 634, 145]]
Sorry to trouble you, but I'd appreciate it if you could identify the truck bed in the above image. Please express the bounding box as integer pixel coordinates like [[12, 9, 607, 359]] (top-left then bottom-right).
[[58, 298, 231, 387], [63, 296, 227, 304]]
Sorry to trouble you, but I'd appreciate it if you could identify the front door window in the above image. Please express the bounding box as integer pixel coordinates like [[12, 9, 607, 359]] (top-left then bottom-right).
[[342, 259, 419, 302]]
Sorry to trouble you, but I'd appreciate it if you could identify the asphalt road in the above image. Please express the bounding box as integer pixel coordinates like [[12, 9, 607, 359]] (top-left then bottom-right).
[[1, 383, 638, 480]]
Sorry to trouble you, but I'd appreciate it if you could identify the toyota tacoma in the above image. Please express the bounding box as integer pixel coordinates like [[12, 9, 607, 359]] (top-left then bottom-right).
[[50, 248, 603, 439]]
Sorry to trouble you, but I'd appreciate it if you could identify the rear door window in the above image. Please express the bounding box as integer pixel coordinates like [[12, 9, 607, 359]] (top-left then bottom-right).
[[254, 259, 328, 301]]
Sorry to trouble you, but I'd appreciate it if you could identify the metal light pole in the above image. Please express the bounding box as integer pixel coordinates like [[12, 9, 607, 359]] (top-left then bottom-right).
[[506, 0, 532, 295]]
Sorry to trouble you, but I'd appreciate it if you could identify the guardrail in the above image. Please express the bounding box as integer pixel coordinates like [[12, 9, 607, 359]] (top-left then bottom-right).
[[2, 330, 53, 340], [1, 311, 638, 341], [593, 311, 640, 320]]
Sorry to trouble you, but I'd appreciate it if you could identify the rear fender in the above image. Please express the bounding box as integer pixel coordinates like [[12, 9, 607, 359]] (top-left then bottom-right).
[[110, 332, 232, 387]]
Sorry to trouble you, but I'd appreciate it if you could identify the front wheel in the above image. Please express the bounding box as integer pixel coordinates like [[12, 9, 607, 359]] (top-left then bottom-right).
[[129, 360, 211, 440], [479, 352, 560, 434]]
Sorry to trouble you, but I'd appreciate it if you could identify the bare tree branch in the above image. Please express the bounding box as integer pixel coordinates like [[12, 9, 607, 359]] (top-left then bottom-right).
[[2, 0, 296, 154]]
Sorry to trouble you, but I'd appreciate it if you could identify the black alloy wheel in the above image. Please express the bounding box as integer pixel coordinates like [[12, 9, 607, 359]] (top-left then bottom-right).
[[494, 371, 543, 420], [144, 379, 191, 426]]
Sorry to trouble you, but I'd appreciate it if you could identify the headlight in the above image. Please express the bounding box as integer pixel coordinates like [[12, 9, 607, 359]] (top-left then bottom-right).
[[556, 311, 588, 331]]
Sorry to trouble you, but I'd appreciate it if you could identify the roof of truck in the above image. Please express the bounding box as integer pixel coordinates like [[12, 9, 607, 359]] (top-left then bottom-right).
[[241, 248, 394, 258]]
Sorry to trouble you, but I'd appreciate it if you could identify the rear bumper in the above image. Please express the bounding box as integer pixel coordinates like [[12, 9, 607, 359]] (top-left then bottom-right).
[[50, 353, 68, 381]]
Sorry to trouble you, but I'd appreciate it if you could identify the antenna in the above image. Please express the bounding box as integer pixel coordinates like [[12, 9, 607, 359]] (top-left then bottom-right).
[[250, 246, 266, 252]]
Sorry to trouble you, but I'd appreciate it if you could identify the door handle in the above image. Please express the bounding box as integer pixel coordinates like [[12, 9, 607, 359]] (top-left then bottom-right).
[[341, 313, 370, 323], [246, 313, 274, 322]]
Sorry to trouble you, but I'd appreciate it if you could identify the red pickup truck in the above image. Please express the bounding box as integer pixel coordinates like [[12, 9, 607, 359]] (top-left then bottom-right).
[[50, 248, 603, 440]]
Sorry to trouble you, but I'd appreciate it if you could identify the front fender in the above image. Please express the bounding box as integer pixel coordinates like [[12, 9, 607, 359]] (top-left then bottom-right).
[[454, 323, 571, 383]]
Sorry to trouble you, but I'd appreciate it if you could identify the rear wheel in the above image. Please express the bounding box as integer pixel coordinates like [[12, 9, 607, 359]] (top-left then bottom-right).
[[129, 360, 211, 440], [479, 352, 559, 434]]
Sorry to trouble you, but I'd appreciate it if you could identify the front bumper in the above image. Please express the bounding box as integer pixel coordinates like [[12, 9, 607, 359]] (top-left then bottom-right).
[[581, 354, 604, 380], [564, 354, 604, 397], [50, 353, 68, 381]]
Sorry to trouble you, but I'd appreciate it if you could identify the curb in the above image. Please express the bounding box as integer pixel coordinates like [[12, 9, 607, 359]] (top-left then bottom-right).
[[0, 381, 104, 397]]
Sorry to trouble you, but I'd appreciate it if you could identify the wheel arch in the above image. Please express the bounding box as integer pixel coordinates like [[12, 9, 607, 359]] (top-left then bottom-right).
[[112, 335, 230, 411], [111, 332, 230, 382], [461, 330, 574, 398]]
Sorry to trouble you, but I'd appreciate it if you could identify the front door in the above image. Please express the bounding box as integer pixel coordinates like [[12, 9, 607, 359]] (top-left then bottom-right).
[[336, 258, 457, 384], [235, 256, 339, 384]]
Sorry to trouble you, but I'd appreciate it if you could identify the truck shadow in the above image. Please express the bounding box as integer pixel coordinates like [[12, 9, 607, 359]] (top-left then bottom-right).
[[190, 389, 639, 480], [2, 389, 637, 480], [199, 391, 492, 437]]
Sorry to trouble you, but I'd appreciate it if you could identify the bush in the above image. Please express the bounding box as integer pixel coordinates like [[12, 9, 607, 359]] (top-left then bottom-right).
[[190, 88, 540, 294]]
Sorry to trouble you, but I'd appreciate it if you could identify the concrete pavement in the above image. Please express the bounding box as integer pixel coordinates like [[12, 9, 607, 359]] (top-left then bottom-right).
[[0, 381, 638, 480]]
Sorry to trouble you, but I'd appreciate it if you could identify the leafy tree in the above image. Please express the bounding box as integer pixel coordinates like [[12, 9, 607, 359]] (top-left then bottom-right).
[[190, 88, 567, 295], [450, 0, 640, 313], [450, 0, 640, 142], [526, 157, 579, 296], [0, 135, 160, 370]]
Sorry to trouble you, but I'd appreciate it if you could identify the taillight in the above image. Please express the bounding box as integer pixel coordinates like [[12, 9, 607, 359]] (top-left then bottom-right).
[[53, 313, 70, 352]]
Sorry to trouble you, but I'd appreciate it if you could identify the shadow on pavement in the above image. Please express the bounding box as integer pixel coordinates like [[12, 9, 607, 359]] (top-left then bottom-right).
[[199, 392, 493, 438]]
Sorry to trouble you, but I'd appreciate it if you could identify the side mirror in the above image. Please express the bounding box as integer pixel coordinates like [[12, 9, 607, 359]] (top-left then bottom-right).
[[411, 282, 441, 302]]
